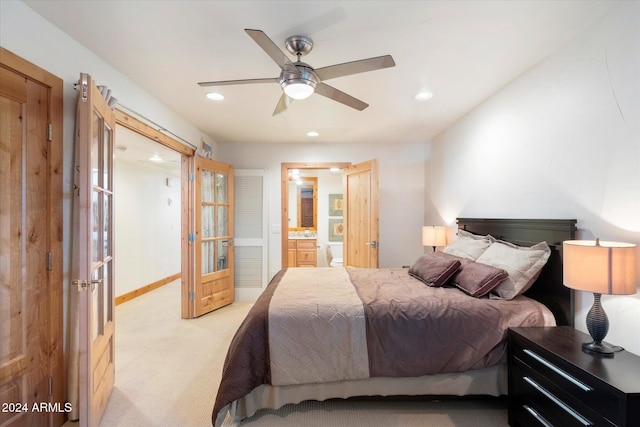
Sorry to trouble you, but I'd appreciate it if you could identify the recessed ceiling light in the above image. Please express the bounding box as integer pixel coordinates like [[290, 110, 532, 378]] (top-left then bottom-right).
[[206, 92, 224, 101], [307, 131, 319, 137], [149, 154, 162, 162], [415, 91, 433, 100]]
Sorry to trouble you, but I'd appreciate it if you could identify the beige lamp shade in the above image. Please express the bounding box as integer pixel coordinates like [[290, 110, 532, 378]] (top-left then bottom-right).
[[422, 226, 447, 248], [563, 240, 637, 295]]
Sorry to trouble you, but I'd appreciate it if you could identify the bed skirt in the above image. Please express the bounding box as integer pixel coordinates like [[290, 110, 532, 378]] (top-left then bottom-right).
[[217, 363, 507, 426]]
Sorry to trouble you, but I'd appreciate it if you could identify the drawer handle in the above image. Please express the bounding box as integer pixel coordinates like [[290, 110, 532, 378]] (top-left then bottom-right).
[[524, 377, 593, 426], [523, 349, 592, 392], [523, 405, 553, 427]]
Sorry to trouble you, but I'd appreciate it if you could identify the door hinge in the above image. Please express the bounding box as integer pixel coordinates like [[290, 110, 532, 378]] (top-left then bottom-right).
[[48, 377, 52, 396], [189, 291, 195, 301], [81, 74, 88, 102], [72, 280, 88, 291], [188, 233, 196, 242], [47, 252, 53, 271], [189, 173, 196, 181], [47, 124, 53, 141]]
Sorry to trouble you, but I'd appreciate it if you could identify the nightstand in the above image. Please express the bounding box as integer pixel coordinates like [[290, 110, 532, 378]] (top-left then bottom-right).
[[508, 326, 640, 427]]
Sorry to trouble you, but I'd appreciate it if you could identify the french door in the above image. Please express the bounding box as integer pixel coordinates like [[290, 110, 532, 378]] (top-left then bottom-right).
[[185, 157, 235, 318], [73, 73, 115, 427]]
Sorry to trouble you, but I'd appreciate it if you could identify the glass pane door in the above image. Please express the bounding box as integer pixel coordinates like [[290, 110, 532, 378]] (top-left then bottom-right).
[[191, 157, 234, 317], [201, 170, 230, 275]]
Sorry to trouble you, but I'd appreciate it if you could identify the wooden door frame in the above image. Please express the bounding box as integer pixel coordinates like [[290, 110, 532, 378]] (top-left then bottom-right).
[[0, 47, 64, 426], [280, 162, 350, 268], [112, 110, 195, 318]]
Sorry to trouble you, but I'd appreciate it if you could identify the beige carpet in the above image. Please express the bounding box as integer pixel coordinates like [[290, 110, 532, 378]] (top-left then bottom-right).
[[65, 280, 508, 427]]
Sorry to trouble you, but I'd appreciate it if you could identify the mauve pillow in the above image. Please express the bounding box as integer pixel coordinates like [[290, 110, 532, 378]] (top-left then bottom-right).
[[452, 259, 509, 298], [475, 241, 551, 300], [443, 229, 493, 260], [408, 252, 462, 287]]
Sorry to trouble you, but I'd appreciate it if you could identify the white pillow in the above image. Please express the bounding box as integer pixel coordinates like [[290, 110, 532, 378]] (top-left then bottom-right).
[[443, 229, 493, 260], [476, 241, 551, 300]]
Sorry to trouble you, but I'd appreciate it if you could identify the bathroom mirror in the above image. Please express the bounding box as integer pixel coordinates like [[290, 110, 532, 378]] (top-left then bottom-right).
[[288, 177, 317, 230]]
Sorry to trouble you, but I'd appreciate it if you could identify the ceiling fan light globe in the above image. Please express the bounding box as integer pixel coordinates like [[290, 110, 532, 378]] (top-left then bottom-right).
[[283, 81, 315, 100]]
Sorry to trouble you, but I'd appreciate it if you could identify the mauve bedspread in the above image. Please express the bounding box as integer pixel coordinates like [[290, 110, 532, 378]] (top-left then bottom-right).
[[212, 267, 553, 426]]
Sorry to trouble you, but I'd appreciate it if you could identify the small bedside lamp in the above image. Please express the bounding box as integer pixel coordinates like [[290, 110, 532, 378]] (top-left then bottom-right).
[[422, 226, 447, 252], [563, 239, 637, 355]]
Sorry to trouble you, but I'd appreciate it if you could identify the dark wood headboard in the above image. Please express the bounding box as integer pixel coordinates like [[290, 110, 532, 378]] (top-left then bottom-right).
[[456, 218, 577, 326]]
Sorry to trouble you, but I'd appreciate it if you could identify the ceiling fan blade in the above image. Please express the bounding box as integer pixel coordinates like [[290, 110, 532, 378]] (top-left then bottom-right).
[[315, 55, 395, 81], [245, 29, 299, 74], [272, 93, 292, 116], [198, 77, 277, 87], [314, 83, 368, 111]]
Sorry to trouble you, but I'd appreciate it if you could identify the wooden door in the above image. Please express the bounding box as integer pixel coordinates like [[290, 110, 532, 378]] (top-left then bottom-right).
[[300, 197, 314, 228], [73, 73, 116, 427], [0, 49, 64, 427], [188, 157, 234, 317], [344, 159, 379, 268]]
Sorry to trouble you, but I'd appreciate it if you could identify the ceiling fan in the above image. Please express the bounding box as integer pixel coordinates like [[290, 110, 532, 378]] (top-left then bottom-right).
[[198, 29, 396, 115]]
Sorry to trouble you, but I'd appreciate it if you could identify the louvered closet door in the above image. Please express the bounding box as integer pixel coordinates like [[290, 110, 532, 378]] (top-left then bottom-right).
[[234, 170, 268, 299]]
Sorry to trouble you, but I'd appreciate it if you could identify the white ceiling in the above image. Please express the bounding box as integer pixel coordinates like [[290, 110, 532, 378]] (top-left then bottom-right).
[[115, 125, 182, 173], [25, 0, 619, 146]]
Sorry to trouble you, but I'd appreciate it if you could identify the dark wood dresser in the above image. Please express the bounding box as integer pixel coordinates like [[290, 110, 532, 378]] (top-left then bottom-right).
[[508, 326, 640, 427]]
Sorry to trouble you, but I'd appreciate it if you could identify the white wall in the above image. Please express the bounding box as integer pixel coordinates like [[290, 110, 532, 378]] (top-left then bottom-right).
[[317, 171, 344, 267], [114, 161, 181, 297], [218, 141, 426, 277], [426, 2, 640, 355]]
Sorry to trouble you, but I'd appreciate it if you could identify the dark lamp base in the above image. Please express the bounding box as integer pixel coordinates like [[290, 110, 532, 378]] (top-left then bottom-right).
[[582, 341, 623, 356], [582, 292, 624, 357]]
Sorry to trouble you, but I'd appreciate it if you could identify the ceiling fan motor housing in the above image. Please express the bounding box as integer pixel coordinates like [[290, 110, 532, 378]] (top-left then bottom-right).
[[285, 35, 314, 57], [279, 63, 319, 94]]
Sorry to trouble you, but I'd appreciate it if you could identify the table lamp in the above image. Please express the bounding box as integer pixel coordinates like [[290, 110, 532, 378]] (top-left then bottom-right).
[[422, 226, 447, 252], [563, 238, 637, 355]]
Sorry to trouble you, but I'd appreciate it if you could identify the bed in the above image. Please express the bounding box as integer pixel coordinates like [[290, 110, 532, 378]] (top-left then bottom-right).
[[212, 218, 577, 426]]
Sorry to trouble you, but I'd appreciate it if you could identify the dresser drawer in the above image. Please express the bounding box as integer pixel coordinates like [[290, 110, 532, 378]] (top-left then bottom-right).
[[288, 239, 317, 267], [508, 327, 640, 427], [296, 239, 317, 250], [511, 359, 609, 426], [297, 250, 316, 262], [512, 340, 620, 424]]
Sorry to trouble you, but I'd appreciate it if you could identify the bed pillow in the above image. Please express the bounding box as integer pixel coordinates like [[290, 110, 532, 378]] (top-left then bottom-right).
[[475, 241, 551, 300], [451, 258, 509, 298], [443, 229, 493, 260], [408, 252, 462, 287]]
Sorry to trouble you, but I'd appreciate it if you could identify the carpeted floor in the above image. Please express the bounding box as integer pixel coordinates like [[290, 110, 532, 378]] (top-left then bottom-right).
[[64, 280, 508, 427], [231, 397, 509, 427]]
